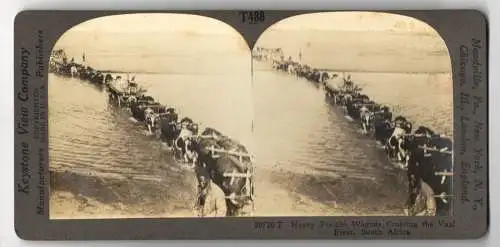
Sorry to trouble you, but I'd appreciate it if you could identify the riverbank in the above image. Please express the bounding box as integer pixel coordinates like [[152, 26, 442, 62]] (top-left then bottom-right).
[[50, 164, 406, 219], [49, 160, 198, 219]]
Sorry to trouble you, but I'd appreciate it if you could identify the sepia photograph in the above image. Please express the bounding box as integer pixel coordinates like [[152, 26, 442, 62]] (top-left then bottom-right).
[[48, 12, 454, 219], [48, 13, 254, 218], [252, 12, 453, 217]]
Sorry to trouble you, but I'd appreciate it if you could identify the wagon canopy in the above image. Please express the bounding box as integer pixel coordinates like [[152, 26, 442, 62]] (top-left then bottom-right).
[[324, 76, 344, 92]]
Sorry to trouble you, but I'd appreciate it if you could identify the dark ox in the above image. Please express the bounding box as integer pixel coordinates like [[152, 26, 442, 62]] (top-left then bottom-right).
[[159, 112, 180, 148], [187, 128, 254, 216]]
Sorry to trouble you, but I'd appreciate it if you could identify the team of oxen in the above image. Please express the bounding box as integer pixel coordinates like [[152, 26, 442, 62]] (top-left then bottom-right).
[[253, 48, 454, 216], [49, 59, 255, 217]]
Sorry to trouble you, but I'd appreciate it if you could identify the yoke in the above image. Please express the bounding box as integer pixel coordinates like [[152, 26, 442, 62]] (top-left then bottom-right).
[[206, 145, 254, 163], [205, 145, 255, 201]]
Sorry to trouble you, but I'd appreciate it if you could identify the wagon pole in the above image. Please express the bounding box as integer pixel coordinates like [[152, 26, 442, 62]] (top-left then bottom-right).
[[432, 192, 454, 204], [198, 133, 220, 140], [434, 169, 454, 184], [434, 171, 454, 176], [417, 144, 453, 155], [413, 133, 446, 139], [207, 145, 255, 161]]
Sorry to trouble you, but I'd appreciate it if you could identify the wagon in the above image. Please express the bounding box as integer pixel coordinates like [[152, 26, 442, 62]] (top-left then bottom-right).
[[107, 80, 147, 108]]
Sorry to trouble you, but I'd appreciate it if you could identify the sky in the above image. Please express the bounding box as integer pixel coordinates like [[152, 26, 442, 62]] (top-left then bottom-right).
[[267, 12, 441, 35], [65, 13, 241, 35], [54, 13, 251, 60], [52, 12, 449, 73]]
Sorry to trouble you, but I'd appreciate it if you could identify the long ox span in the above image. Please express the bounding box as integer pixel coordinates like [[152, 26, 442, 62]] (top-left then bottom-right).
[[253, 47, 454, 217], [49, 51, 255, 217]]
